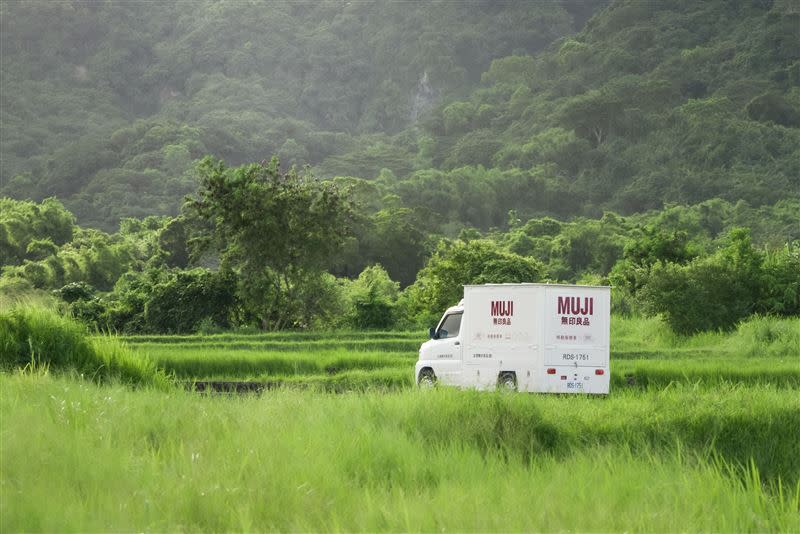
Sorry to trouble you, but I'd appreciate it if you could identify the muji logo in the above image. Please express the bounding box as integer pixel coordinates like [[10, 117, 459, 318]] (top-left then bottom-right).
[[557, 296, 593, 315], [490, 300, 514, 316]]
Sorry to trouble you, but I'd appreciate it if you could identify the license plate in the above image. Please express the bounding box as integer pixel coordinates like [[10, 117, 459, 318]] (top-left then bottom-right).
[[566, 382, 584, 390]]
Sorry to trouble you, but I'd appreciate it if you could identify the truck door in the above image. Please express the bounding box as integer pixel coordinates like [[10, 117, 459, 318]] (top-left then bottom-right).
[[431, 312, 463, 385]]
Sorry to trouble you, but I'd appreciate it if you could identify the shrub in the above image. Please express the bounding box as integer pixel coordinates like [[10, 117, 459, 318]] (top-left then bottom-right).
[[402, 239, 543, 326], [143, 269, 238, 333], [638, 229, 798, 334], [345, 265, 399, 329]]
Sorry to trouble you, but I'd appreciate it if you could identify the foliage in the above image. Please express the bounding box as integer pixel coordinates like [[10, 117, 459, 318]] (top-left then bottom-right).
[[0, 1, 588, 229], [403, 240, 543, 325], [0, 197, 73, 265], [3, 196, 798, 334], [638, 229, 800, 334], [143, 269, 238, 334], [343, 265, 400, 329], [186, 157, 354, 329]]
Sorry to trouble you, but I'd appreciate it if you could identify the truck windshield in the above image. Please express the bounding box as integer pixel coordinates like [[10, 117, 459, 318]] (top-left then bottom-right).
[[438, 312, 462, 339]]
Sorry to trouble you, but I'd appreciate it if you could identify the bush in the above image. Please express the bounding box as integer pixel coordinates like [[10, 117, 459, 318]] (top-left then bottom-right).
[[638, 229, 798, 334], [143, 269, 238, 333], [402, 239, 543, 326], [639, 258, 755, 335], [345, 265, 400, 329]]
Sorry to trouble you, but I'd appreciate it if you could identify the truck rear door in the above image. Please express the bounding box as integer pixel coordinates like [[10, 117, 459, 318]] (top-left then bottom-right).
[[543, 287, 610, 394]]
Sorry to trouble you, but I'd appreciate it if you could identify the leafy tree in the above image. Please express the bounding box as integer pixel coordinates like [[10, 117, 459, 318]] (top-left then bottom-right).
[[55, 281, 96, 303], [0, 198, 74, 265], [638, 229, 764, 334], [403, 239, 543, 325], [363, 208, 430, 287], [25, 238, 58, 261], [757, 243, 800, 316], [187, 157, 353, 329], [157, 217, 191, 268], [745, 92, 800, 127]]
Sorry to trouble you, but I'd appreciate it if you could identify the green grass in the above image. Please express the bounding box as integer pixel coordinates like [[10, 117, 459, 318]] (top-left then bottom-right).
[[611, 358, 800, 388], [122, 316, 799, 390], [2, 313, 798, 530], [126, 338, 421, 353], [136, 346, 412, 380], [612, 315, 800, 358], [124, 330, 424, 344], [2, 374, 798, 532], [0, 306, 170, 389]]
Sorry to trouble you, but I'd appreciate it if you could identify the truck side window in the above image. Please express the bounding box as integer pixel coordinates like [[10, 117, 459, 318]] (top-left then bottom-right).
[[438, 312, 463, 339]]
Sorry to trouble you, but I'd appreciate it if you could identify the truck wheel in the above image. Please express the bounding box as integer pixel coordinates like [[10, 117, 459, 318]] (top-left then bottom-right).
[[498, 372, 517, 392], [418, 369, 436, 388]]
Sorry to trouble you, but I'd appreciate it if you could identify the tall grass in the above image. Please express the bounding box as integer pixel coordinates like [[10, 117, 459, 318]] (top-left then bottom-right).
[[611, 358, 800, 389], [612, 315, 800, 358], [141, 346, 413, 379], [0, 306, 170, 389], [2, 374, 797, 532], [125, 330, 424, 344], [126, 338, 421, 353]]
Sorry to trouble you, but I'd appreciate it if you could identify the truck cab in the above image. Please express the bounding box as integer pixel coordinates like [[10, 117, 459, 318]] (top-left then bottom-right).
[[416, 301, 464, 386]]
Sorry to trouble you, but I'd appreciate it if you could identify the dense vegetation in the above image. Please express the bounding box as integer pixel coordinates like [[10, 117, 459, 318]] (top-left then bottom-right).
[[2, 195, 797, 334], [1, 0, 598, 228], [2, 1, 799, 334], [404, 0, 800, 219], [2, 3, 798, 531], [0, 304, 169, 388], [4, 1, 797, 230], [2, 307, 799, 531]]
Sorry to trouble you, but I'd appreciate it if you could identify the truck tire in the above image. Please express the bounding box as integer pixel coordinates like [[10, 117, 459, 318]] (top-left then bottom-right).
[[418, 368, 436, 388], [498, 372, 517, 392]]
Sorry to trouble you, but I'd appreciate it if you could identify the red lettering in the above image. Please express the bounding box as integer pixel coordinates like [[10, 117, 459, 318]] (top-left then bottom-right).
[[491, 300, 514, 317], [557, 296, 594, 316]]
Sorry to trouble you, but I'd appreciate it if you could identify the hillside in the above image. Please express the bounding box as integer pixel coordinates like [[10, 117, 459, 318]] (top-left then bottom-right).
[[0, 0, 598, 229], [378, 0, 800, 227], [1, 1, 798, 232]]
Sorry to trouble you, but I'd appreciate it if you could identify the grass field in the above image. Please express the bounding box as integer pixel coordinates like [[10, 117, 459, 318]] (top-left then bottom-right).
[[2, 311, 799, 531], [120, 316, 799, 391]]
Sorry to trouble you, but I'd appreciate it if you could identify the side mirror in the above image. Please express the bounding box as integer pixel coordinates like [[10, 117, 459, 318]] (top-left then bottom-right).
[[428, 327, 438, 340]]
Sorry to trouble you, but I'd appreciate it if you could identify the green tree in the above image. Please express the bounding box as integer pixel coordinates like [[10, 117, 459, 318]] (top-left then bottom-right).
[[638, 228, 764, 334], [403, 239, 543, 325], [187, 156, 353, 329], [144, 269, 238, 333]]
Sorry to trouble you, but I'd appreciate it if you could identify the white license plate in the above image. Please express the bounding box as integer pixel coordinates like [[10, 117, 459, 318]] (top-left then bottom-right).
[[566, 382, 584, 390]]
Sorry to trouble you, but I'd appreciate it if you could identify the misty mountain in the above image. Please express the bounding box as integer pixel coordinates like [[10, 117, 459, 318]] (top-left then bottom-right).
[[2, 0, 797, 233], [1, 0, 599, 228]]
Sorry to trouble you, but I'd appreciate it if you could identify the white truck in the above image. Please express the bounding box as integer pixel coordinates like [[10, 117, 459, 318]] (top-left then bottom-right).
[[415, 283, 610, 394]]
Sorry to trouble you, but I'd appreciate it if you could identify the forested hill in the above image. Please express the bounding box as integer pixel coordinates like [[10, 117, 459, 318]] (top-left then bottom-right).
[[2, 0, 798, 232], [0, 0, 598, 228], [396, 0, 800, 223]]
